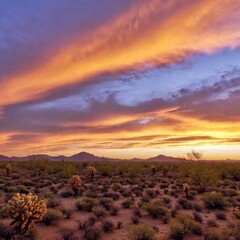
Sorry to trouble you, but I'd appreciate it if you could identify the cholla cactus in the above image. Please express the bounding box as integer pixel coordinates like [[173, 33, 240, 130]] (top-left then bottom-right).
[[2, 193, 46, 233], [69, 175, 82, 197], [183, 183, 190, 198], [5, 164, 12, 176], [151, 166, 156, 175], [87, 166, 97, 181]]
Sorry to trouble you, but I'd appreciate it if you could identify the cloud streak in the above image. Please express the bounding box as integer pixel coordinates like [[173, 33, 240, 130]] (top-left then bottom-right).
[[1, 0, 240, 109]]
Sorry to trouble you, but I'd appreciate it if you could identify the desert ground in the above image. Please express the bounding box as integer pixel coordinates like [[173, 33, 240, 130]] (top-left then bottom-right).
[[0, 160, 240, 240]]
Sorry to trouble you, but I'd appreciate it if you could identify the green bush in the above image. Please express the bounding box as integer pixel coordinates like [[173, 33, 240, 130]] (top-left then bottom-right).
[[176, 213, 202, 235], [204, 227, 230, 240], [43, 209, 63, 225], [169, 219, 186, 240], [92, 206, 106, 218], [233, 210, 240, 219], [46, 197, 61, 208], [76, 197, 100, 212], [128, 223, 156, 240], [202, 192, 226, 209], [143, 199, 169, 219]]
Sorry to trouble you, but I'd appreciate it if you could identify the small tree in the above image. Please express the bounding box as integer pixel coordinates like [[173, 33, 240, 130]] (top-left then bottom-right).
[[188, 163, 218, 192], [69, 175, 82, 197], [186, 149, 203, 161]]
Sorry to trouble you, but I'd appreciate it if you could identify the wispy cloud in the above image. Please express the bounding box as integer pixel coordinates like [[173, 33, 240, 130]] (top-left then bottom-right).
[[1, 0, 240, 109]]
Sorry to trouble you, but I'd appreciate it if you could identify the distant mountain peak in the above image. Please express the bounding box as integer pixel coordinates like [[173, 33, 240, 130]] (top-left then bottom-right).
[[0, 151, 184, 162]]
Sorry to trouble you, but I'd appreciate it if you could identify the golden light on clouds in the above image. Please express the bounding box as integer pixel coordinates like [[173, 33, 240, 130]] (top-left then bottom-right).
[[1, 0, 240, 108]]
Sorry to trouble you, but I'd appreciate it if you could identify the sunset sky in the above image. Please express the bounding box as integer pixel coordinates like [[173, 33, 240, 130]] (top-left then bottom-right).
[[1, 0, 240, 159]]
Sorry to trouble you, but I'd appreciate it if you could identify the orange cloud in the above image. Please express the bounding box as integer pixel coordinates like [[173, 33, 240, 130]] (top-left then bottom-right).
[[1, 0, 240, 109]]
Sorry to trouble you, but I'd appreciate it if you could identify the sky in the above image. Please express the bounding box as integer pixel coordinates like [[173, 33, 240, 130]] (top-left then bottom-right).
[[0, 0, 240, 159]]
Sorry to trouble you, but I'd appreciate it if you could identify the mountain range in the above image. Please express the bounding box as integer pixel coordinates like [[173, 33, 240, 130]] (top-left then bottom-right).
[[0, 151, 184, 162]]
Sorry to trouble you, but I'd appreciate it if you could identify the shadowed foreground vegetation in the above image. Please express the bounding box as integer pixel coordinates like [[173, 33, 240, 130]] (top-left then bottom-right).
[[0, 160, 240, 239]]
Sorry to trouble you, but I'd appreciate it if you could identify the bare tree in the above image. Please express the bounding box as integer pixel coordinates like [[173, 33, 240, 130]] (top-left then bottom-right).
[[186, 149, 203, 161]]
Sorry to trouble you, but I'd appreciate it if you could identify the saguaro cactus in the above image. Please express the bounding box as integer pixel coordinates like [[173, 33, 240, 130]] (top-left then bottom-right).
[[87, 166, 97, 181], [2, 193, 46, 233], [183, 183, 190, 198], [5, 164, 12, 176], [69, 175, 82, 197]]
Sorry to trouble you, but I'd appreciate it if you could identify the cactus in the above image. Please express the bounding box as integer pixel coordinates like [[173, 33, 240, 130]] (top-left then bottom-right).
[[151, 166, 156, 175], [69, 175, 82, 197], [183, 183, 190, 198], [5, 164, 12, 176], [87, 166, 97, 181], [2, 193, 46, 233]]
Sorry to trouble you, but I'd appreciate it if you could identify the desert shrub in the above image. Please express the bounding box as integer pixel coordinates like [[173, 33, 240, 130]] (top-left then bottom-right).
[[76, 197, 100, 212], [60, 207, 72, 219], [128, 223, 156, 240], [141, 194, 151, 204], [233, 226, 240, 240], [0, 223, 15, 239], [20, 179, 34, 187], [103, 192, 120, 200], [101, 219, 114, 232], [233, 210, 240, 219], [61, 229, 75, 240], [207, 220, 218, 227], [110, 206, 119, 216], [169, 219, 186, 240], [163, 197, 171, 204], [92, 206, 106, 218], [122, 189, 132, 197], [131, 215, 140, 224], [42, 209, 63, 226], [133, 208, 142, 218], [215, 212, 226, 220], [221, 188, 238, 197], [50, 186, 58, 194], [133, 189, 143, 197], [117, 221, 123, 229], [47, 197, 61, 208], [160, 183, 168, 189], [204, 227, 230, 240], [83, 226, 100, 240], [4, 186, 18, 193], [193, 212, 203, 223], [2, 193, 46, 233], [145, 189, 156, 198], [79, 217, 96, 230], [143, 199, 169, 219], [202, 192, 226, 209], [170, 208, 177, 218], [168, 189, 179, 198], [111, 183, 122, 192], [100, 197, 113, 210], [162, 214, 171, 224], [61, 190, 74, 198], [176, 213, 202, 235], [122, 198, 134, 209], [192, 202, 202, 212], [178, 198, 192, 209]]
